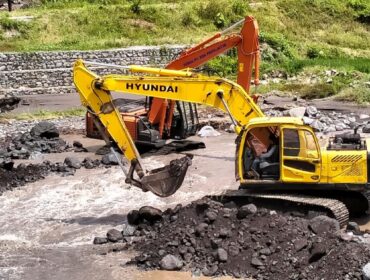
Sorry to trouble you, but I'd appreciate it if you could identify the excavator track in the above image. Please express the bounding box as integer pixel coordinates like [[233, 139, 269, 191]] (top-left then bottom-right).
[[211, 190, 350, 229]]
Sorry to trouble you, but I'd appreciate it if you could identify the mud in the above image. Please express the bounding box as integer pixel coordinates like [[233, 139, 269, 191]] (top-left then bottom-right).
[[103, 198, 370, 280]]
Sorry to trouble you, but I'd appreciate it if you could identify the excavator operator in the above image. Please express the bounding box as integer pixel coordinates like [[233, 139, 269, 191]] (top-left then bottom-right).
[[251, 134, 280, 179]]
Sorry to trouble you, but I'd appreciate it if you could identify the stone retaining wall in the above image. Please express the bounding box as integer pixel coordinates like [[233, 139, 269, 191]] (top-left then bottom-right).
[[0, 46, 185, 96]]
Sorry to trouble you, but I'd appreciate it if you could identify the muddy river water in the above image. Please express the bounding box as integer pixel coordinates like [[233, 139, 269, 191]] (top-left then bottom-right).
[[0, 134, 238, 280]]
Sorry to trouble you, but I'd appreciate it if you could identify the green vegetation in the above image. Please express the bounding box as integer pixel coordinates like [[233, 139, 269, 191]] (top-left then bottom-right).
[[0, 108, 85, 120], [0, 0, 369, 103]]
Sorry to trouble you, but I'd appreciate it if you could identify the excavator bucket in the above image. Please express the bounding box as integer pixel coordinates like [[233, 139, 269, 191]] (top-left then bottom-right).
[[130, 155, 193, 197]]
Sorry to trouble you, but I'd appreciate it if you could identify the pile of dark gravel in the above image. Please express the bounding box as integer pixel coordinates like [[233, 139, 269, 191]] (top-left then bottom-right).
[[0, 121, 71, 160], [96, 198, 370, 280]]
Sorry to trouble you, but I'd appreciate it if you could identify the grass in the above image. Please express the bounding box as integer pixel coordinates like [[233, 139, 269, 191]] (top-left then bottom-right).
[[0, 108, 85, 121], [0, 0, 369, 103]]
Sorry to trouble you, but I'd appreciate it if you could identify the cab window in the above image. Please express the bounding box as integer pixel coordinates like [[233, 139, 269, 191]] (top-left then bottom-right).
[[283, 129, 300, 156]]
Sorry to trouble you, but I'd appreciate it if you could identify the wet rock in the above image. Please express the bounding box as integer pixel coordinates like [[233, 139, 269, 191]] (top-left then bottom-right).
[[107, 229, 123, 242], [82, 157, 99, 169], [127, 210, 140, 225], [159, 254, 183, 271], [93, 237, 108, 245], [139, 206, 162, 223], [64, 157, 81, 169], [308, 215, 339, 235], [237, 204, 257, 219], [122, 224, 137, 237], [347, 221, 361, 234], [30, 121, 59, 139], [101, 152, 119, 165], [216, 248, 228, 262]]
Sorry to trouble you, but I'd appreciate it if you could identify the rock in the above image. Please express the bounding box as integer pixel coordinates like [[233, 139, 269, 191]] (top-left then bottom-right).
[[216, 248, 228, 262], [195, 222, 208, 236], [237, 204, 257, 219], [293, 238, 308, 252], [122, 224, 137, 237], [101, 152, 119, 165], [127, 210, 140, 225], [205, 210, 217, 223], [219, 228, 231, 238], [139, 206, 162, 223], [159, 254, 183, 271], [309, 241, 327, 263], [64, 157, 81, 169], [224, 201, 237, 209], [302, 116, 314, 125], [339, 232, 353, 242], [310, 120, 325, 131], [251, 257, 263, 267], [363, 124, 370, 133], [360, 114, 370, 120], [347, 221, 361, 234], [288, 107, 306, 118], [93, 237, 108, 245], [306, 106, 318, 116], [308, 215, 340, 235], [73, 141, 88, 152], [228, 245, 240, 256], [82, 157, 97, 169], [202, 265, 218, 276], [107, 229, 123, 242], [30, 122, 59, 139], [362, 262, 370, 280]]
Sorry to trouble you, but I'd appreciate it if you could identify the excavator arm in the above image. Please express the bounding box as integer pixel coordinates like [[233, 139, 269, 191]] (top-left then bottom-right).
[[149, 15, 260, 138], [73, 59, 263, 197]]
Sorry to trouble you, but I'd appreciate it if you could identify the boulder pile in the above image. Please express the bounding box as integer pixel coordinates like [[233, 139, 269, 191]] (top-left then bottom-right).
[[96, 198, 370, 279]]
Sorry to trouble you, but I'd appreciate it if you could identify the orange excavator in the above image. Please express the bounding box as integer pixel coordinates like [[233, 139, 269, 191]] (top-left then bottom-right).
[[86, 16, 260, 149]]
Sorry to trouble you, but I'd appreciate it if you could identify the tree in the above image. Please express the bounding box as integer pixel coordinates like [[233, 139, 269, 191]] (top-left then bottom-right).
[[8, 0, 12, 12]]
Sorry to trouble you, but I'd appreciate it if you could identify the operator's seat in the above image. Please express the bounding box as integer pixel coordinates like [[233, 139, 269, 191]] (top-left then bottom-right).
[[258, 144, 280, 180], [259, 162, 280, 179]]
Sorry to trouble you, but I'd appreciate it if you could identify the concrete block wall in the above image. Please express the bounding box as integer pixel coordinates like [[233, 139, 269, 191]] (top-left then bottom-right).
[[0, 46, 185, 96]]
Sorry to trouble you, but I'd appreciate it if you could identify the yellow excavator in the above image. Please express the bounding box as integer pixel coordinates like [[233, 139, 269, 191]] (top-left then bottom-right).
[[73, 59, 370, 228]]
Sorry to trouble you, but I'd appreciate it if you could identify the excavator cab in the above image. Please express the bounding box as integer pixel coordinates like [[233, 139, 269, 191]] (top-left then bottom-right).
[[239, 118, 322, 187]]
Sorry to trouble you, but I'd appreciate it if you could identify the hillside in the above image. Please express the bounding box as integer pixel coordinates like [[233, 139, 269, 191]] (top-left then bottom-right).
[[1, 0, 369, 102]]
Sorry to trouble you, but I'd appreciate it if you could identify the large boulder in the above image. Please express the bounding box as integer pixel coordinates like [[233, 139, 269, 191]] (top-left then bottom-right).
[[308, 215, 340, 235], [30, 122, 59, 139], [139, 206, 163, 223]]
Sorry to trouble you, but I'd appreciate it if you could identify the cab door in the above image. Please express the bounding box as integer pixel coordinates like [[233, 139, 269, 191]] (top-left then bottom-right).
[[281, 126, 321, 183]]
